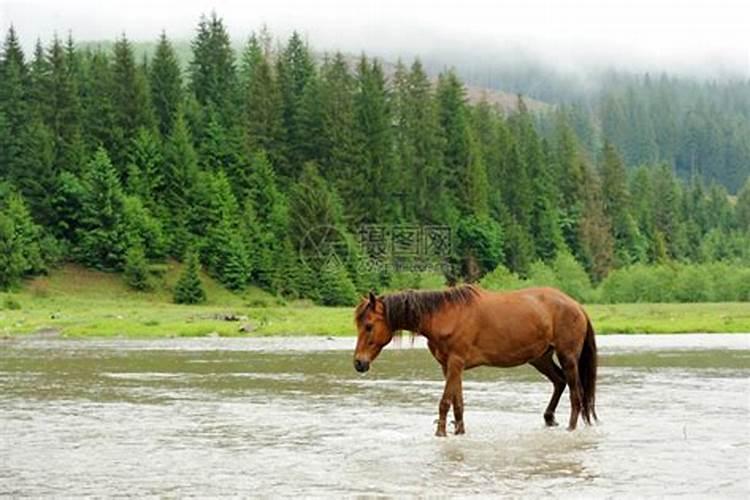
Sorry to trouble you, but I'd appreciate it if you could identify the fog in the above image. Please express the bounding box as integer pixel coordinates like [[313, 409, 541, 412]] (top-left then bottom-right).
[[1, 0, 749, 79]]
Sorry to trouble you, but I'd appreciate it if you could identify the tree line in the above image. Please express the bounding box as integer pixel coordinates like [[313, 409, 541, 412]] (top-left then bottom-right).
[[1, 13, 749, 304]]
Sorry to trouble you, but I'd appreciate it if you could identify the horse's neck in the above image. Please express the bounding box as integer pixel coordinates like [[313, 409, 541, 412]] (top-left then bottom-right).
[[390, 311, 430, 338], [389, 314, 421, 334]]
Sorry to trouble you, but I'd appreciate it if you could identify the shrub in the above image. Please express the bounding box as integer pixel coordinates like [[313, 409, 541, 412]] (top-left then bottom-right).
[[527, 261, 557, 288], [124, 245, 153, 291], [318, 259, 358, 306], [174, 251, 206, 304], [552, 251, 594, 302], [480, 264, 526, 291]]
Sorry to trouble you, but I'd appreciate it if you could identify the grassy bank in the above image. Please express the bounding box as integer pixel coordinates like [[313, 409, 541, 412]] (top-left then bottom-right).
[[1, 265, 749, 338]]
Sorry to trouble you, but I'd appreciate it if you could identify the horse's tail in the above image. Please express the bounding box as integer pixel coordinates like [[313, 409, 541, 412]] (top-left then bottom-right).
[[579, 313, 598, 424]]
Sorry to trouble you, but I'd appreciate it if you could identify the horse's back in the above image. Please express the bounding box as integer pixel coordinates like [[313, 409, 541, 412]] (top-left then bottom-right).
[[466, 287, 587, 367]]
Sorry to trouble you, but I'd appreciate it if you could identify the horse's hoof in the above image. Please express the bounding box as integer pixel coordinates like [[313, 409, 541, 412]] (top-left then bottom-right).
[[435, 429, 447, 437], [453, 421, 465, 435], [566, 425, 576, 432], [545, 418, 559, 427]]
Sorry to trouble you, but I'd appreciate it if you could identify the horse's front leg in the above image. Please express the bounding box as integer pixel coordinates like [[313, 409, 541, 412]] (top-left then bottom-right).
[[436, 357, 465, 437]]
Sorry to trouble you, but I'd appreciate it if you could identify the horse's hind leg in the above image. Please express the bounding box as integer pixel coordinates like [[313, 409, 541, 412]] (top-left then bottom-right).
[[530, 348, 566, 427], [557, 352, 583, 431]]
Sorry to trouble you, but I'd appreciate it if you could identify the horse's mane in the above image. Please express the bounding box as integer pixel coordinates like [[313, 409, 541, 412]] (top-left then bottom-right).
[[357, 285, 480, 333]]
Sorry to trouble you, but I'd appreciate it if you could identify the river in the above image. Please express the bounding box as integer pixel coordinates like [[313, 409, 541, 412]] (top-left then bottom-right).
[[1, 334, 748, 496]]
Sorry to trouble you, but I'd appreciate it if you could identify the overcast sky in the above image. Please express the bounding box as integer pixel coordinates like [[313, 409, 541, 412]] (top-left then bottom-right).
[[2, 0, 749, 76]]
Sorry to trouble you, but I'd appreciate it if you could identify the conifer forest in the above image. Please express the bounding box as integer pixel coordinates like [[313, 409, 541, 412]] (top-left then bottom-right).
[[2, 13, 750, 304]]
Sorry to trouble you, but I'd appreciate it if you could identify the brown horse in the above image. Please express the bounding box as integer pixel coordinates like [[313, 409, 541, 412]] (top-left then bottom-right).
[[353, 285, 597, 436]]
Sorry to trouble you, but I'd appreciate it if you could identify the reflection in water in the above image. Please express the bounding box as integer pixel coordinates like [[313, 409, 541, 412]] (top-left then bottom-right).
[[1, 335, 749, 496]]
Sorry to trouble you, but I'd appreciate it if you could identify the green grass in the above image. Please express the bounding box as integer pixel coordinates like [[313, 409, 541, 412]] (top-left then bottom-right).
[[1, 265, 749, 338]]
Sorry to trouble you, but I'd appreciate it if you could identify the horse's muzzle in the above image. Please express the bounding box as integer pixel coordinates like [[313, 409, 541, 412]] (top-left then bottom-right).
[[354, 359, 370, 373]]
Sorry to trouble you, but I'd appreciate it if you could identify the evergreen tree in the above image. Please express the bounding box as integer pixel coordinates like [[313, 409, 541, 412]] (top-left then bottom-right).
[[189, 12, 237, 118], [351, 56, 397, 223], [174, 250, 206, 304], [80, 49, 117, 155], [552, 110, 586, 255], [240, 34, 286, 169], [110, 34, 155, 168], [0, 28, 57, 225], [0, 213, 25, 290], [736, 178, 750, 232], [454, 215, 504, 282], [0, 193, 46, 286], [318, 258, 358, 306], [124, 244, 152, 291], [200, 171, 251, 289], [511, 98, 561, 261], [246, 151, 289, 290], [392, 59, 446, 222], [46, 35, 85, 170], [318, 53, 363, 201], [277, 31, 315, 172], [436, 70, 473, 216], [149, 32, 183, 137], [75, 148, 128, 270], [296, 71, 326, 166], [126, 127, 164, 211], [599, 141, 645, 265], [162, 111, 199, 256], [578, 165, 615, 281]]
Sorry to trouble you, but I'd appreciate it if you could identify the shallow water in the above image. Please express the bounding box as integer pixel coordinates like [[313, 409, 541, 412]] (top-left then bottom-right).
[[1, 334, 749, 497]]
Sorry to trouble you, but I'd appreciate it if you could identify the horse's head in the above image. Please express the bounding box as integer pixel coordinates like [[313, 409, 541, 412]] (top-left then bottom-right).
[[353, 291, 393, 373]]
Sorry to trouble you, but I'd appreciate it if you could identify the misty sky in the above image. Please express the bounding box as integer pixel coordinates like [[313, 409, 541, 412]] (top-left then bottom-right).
[[2, 0, 749, 76]]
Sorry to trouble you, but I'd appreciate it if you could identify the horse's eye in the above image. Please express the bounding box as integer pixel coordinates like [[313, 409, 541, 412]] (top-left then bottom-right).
[[365, 324, 373, 333]]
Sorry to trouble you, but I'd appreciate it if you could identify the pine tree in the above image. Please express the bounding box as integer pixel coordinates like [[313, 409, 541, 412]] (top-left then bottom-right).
[[736, 178, 750, 232], [1, 193, 46, 279], [174, 250, 206, 304], [200, 171, 251, 289], [501, 213, 535, 277], [126, 127, 164, 212], [189, 13, 237, 121], [392, 59, 445, 223], [454, 215, 504, 282], [0, 28, 57, 225], [124, 244, 152, 291], [0, 213, 25, 290], [149, 32, 183, 137], [511, 98, 562, 261], [578, 165, 615, 281], [436, 70, 472, 216], [470, 99, 507, 219], [552, 110, 586, 255], [46, 35, 85, 171], [240, 34, 286, 170], [296, 72, 326, 167], [318, 258, 358, 306], [246, 151, 289, 290], [110, 34, 155, 168], [162, 111, 199, 255], [75, 148, 128, 270], [352, 56, 397, 223], [28, 39, 51, 120], [599, 141, 645, 265], [80, 49, 118, 155], [277, 31, 315, 171], [121, 195, 167, 260]]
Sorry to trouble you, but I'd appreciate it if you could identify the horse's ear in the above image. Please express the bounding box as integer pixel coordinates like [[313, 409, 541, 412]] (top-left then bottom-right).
[[368, 290, 377, 306]]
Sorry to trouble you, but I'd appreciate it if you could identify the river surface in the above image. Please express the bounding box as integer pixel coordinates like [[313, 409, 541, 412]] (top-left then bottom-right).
[[1, 334, 749, 497]]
